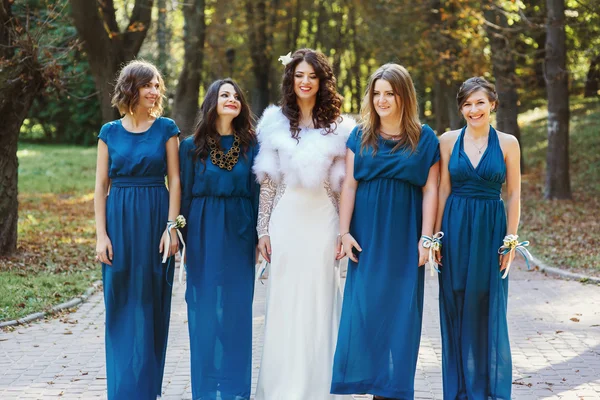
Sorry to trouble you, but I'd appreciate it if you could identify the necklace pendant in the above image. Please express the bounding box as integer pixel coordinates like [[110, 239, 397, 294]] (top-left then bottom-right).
[[479, 150, 482, 154]]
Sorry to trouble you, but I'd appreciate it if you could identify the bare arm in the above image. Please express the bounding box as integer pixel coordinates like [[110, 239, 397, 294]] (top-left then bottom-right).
[[338, 149, 362, 262], [434, 132, 457, 233], [339, 149, 358, 236], [94, 139, 112, 265], [418, 161, 440, 267], [165, 136, 181, 221], [160, 136, 181, 258], [503, 135, 521, 236]]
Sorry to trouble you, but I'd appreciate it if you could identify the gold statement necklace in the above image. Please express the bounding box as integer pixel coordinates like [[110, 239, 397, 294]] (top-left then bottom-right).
[[208, 134, 241, 171]]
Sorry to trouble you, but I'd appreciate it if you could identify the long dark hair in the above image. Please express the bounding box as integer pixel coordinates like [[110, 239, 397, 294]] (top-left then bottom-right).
[[280, 48, 343, 139], [192, 78, 256, 166]]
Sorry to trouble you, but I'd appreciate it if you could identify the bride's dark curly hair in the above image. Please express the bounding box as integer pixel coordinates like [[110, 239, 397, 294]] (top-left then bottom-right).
[[280, 48, 343, 139]]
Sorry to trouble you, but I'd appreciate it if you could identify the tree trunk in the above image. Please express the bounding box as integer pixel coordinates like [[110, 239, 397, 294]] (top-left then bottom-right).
[[433, 81, 450, 134], [0, 61, 43, 256], [171, 0, 206, 137], [544, 0, 571, 199], [446, 81, 462, 130], [584, 54, 600, 98], [156, 0, 169, 81], [70, 0, 154, 123], [245, 0, 279, 117], [0, 1, 45, 255], [484, 3, 525, 171]]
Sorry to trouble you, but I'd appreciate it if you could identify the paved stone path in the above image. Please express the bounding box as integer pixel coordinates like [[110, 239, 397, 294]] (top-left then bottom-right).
[[1, 261, 600, 399]]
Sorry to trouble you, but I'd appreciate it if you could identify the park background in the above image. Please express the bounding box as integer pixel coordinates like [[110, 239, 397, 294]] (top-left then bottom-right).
[[0, 0, 599, 322]]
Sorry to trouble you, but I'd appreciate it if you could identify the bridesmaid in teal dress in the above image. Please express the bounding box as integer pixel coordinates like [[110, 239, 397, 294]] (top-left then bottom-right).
[[435, 77, 522, 400], [94, 60, 181, 399], [332, 64, 440, 400], [179, 78, 258, 400]]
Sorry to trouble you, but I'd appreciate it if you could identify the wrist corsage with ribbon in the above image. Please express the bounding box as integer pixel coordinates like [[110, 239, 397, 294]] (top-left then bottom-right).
[[162, 215, 187, 284], [421, 232, 444, 276], [498, 234, 531, 279]]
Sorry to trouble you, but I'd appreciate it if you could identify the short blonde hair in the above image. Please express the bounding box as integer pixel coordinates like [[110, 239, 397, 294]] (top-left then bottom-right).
[[111, 60, 165, 117]]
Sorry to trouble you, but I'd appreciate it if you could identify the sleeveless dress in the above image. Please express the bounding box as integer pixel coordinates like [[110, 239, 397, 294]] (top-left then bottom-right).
[[331, 126, 440, 399], [98, 117, 179, 400], [438, 126, 511, 400], [179, 135, 259, 400]]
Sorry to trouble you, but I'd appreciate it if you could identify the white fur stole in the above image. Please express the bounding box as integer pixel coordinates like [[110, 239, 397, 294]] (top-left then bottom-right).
[[253, 105, 356, 192]]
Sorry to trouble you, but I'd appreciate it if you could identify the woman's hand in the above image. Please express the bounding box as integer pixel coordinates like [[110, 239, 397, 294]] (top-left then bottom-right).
[[418, 237, 429, 267], [96, 234, 113, 265], [434, 248, 443, 267], [258, 235, 272, 263], [159, 228, 179, 258], [335, 235, 343, 260], [499, 248, 516, 272], [340, 233, 362, 263]]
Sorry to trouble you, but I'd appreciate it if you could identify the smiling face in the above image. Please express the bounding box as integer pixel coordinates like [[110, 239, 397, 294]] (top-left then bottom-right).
[[216, 83, 241, 118], [293, 61, 319, 101], [137, 75, 160, 111], [460, 89, 495, 128], [372, 79, 400, 122]]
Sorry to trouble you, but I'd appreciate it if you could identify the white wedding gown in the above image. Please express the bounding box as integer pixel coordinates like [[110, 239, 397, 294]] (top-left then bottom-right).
[[255, 183, 349, 400]]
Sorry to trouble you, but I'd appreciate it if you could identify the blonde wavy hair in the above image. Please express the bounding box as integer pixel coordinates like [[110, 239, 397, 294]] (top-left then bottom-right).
[[111, 60, 165, 117], [359, 63, 421, 154]]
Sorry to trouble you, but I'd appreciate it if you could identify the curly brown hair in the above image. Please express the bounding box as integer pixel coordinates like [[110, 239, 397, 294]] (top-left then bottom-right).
[[111, 60, 165, 117], [280, 48, 343, 139], [192, 79, 256, 168]]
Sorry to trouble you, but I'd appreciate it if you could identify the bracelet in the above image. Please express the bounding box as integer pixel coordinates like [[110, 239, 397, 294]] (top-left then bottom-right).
[[167, 215, 186, 229], [421, 232, 444, 276], [339, 232, 351, 239], [498, 234, 531, 279]]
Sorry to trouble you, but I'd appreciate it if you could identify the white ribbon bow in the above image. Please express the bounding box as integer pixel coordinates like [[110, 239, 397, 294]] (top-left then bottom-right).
[[162, 222, 187, 284], [421, 232, 444, 276], [498, 234, 532, 279]]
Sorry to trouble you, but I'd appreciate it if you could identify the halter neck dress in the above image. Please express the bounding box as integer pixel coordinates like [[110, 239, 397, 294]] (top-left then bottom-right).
[[439, 126, 512, 400]]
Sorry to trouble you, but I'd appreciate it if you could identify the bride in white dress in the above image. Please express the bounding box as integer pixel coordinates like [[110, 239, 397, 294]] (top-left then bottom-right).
[[253, 48, 356, 400]]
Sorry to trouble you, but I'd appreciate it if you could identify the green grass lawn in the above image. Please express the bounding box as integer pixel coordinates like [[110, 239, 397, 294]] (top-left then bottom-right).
[[0, 144, 99, 322], [518, 96, 600, 274]]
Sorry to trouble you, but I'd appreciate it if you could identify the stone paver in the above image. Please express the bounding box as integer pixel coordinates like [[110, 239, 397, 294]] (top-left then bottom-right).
[[1, 261, 600, 399]]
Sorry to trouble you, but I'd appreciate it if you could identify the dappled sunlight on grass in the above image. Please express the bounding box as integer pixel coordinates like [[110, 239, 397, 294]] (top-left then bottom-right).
[[1, 146, 99, 321], [17, 143, 96, 195], [519, 96, 600, 275], [16, 149, 40, 158]]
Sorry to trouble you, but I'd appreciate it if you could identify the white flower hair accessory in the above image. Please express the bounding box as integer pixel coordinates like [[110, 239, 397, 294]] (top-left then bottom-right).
[[278, 51, 293, 66]]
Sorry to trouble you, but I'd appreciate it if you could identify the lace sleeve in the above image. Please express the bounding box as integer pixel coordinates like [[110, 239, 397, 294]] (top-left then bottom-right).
[[257, 177, 277, 238]]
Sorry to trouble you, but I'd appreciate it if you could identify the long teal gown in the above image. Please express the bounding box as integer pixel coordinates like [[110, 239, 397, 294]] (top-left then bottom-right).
[[438, 126, 511, 400], [331, 126, 440, 399], [99, 117, 179, 400], [179, 135, 259, 400]]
